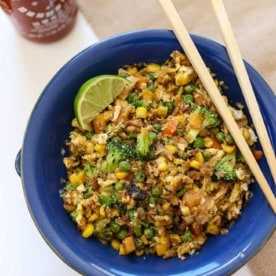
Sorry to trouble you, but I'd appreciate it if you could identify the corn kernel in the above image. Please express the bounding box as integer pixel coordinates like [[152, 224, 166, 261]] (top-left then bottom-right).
[[115, 171, 129, 179], [221, 143, 236, 153], [99, 205, 106, 217], [157, 234, 170, 244], [206, 224, 220, 235], [156, 243, 169, 256], [142, 89, 154, 101], [127, 66, 138, 75], [195, 152, 204, 163], [146, 63, 161, 72], [85, 143, 94, 153], [180, 206, 191, 216], [190, 160, 202, 170], [94, 144, 106, 154], [71, 118, 80, 128], [109, 208, 120, 218], [162, 202, 170, 212], [175, 72, 191, 86], [235, 167, 246, 181], [169, 234, 182, 244], [159, 236, 170, 245], [173, 158, 183, 166], [88, 213, 100, 222], [111, 239, 121, 251], [242, 127, 250, 141], [135, 249, 144, 256], [119, 244, 127, 255], [82, 223, 94, 238], [165, 144, 177, 154], [69, 171, 86, 186], [63, 203, 76, 212], [135, 106, 148, 118], [203, 137, 214, 148], [156, 157, 168, 171], [156, 105, 168, 117], [171, 195, 179, 205], [141, 235, 149, 245]]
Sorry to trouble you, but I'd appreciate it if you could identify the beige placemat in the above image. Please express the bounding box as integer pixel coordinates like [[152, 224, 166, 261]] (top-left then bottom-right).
[[77, 0, 276, 275], [77, 0, 276, 92]]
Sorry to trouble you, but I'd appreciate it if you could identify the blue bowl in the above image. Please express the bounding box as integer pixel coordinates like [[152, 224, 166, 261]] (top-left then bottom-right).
[[17, 29, 276, 276]]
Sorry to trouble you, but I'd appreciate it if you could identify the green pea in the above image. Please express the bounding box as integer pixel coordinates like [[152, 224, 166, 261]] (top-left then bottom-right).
[[119, 72, 129, 78], [202, 152, 211, 161], [183, 94, 194, 104], [176, 188, 185, 198], [184, 83, 196, 93], [70, 210, 78, 222], [85, 131, 93, 140], [119, 160, 131, 172], [182, 152, 188, 160], [134, 225, 142, 237], [225, 134, 234, 145], [144, 228, 155, 239], [147, 84, 155, 92], [153, 124, 162, 132], [135, 238, 144, 249], [149, 196, 158, 205], [193, 137, 205, 149], [164, 101, 174, 114], [181, 230, 191, 242], [151, 186, 162, 197], [215, 132, 225, 142], [147, 72, 156, 81], [117, 228, 128, 240], [149, 132, 157, 141], [110, 221, 121, 233], [126, 209, 136, 221], [114, 181, 124, 191]]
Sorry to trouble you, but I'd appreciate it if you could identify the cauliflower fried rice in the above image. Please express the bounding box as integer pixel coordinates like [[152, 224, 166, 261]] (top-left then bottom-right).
[[60, 51, 260, 259]]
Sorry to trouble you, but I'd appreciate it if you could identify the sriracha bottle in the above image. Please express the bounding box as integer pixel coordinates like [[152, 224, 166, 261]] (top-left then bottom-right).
[[0, 0, 78, 43]]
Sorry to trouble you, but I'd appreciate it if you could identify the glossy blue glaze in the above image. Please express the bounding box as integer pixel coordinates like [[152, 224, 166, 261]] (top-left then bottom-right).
[[19, 29, 276, 276]]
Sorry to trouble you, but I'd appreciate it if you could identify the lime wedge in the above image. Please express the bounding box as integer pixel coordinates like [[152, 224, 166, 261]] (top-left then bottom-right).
[[74, 75, 129, 129]]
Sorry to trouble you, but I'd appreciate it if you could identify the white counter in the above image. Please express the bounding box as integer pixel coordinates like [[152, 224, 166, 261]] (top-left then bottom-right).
[[0, 9, 253, 276]]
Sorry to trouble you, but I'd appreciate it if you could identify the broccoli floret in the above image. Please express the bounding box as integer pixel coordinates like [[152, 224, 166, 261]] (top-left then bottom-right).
[[98, 193, 119, 207], [214, 151, 236, 182], [136, 128, 154, 160], [185, 106, 220, 143], [202, 107, 220, 129], [108, 137, 135, 159], [101, 137, 135, 173]]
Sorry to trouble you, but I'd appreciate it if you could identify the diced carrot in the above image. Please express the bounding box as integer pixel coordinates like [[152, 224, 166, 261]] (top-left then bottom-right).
[[189, 223, 201, 236], [210, 135, 222, 149], [253, 150, 263, 160], [162, 119, 178, 136], [93, 113, 107, 134]]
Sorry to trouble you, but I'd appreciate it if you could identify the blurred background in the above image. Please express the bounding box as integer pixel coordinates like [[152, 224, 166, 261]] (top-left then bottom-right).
[[76, 0, 276, 275]]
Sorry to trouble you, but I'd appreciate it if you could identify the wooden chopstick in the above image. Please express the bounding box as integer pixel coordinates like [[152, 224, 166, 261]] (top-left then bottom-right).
[[210, 0, 276, 185], [158, 0, 276, 214]]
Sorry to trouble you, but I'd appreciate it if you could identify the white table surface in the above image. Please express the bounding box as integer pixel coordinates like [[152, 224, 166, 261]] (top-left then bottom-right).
[[0, 9, 253, 276]]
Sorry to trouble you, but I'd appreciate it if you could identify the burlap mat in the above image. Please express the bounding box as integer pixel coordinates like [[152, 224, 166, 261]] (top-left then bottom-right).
[[77, 1, 275, 275]]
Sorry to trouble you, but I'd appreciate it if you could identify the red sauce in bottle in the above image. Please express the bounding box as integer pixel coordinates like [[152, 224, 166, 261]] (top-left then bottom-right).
[[0, 0, 78, 43]]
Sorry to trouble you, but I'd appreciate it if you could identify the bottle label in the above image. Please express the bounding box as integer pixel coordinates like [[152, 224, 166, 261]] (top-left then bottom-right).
[[1, 0, 77, 41]]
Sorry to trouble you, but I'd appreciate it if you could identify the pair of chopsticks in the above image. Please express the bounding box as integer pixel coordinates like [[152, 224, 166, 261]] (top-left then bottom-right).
[[158, 0, 276, 214]]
